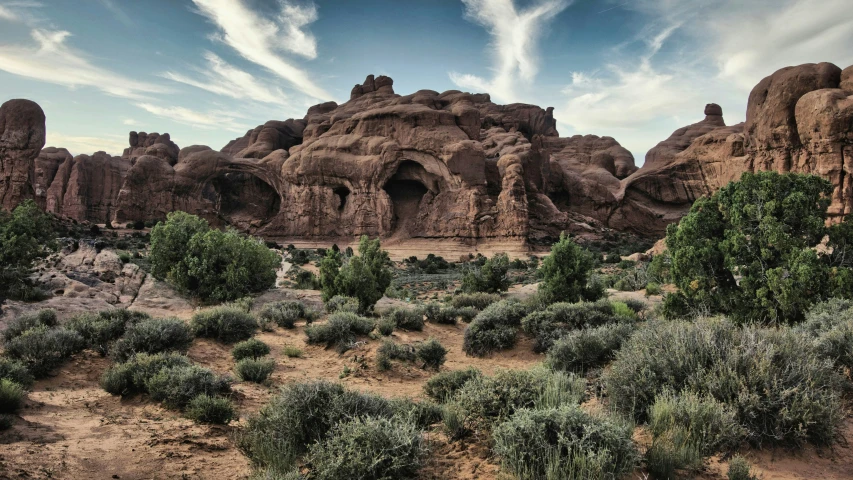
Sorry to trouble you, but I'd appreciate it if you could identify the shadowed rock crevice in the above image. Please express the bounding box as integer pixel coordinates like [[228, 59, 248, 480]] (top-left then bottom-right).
[[205, 173, 281, 229], [383, 160, 434, 238]]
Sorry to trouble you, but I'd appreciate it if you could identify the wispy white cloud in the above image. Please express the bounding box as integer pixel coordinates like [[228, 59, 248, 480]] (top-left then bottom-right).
[[0, 28, 167, 99], [45, 132, 127, 157], [162, 51, 289, 107], [122, 118, 136, 126], [559, 0, 853, 163], [449, 0, 570, 102], [136, 102, 249, 133], [191, 0, 330, 100], [97, 0, 134, 28], [0, 1, 43, 23]]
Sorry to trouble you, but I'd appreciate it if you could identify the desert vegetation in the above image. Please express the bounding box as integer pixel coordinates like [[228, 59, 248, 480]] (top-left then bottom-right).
[[1, 173, 853, 479]]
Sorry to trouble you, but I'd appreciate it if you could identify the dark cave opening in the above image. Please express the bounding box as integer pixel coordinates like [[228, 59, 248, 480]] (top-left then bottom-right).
[[334, 186, 350, 212], [204, 173, 280, 230], [383, 160, 433, 236]]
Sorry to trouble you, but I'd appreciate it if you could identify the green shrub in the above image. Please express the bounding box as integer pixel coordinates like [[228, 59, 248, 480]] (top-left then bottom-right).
[[454, 368, 585, 428], [239, 381, 397, 473], [111, 317, 193, 362], [797, 298, 853, 373], [423, 368, 482, 403], [306, 416, 424, 480], [2, 309, 57, 342], [145, 364, 231, 409], [450, 292, 501, 310], [0, 200, 57, 301], [236, 358, 276, 383], [377, 318, 395, 336], [521, 300, 634, 353], [416, 338, 446, 370], [645, 390, 745, 477], [320, 236, 392, 313], [325, 295, 360, 314], [100, 352, 192, 396], [546, 322, 636, 373], [377, 340, 416, 371], [384, 308, 424, 331], [390, 398, 443, 428], [461, 253, 510, 293], [185, 394, 235, 425], [191, 307, 257, 343], [645, 282, 662, 296], [492, 406, 638, 480], [4, 326, 84, 377], [259, 301, 308, 329], [606, 317, 844, 446], [463, 300, 529, 356], [0, 379, 25, 414], [305, 312, 375, 353], [455, 306, 478, 323], [537, 233, 599, 304], [149, 211, 279, 302], [421, 303, 460, 325], [0, 358, 34, 388], [727, 455, 757, 480], [66, 309, 151, 356], [282, 345, 303, 358], [232, 338, 271, 361], [663, 171, 853, 323]]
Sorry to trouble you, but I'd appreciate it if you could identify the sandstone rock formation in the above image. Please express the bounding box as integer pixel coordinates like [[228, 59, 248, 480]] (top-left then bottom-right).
[[621, 62, 853, 235], [4, 64, 853, 242], [0, 99, 45, 210]]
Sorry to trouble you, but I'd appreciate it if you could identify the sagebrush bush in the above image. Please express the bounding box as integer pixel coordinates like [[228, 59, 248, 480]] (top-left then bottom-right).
[[145, 364, 231, 409], [377, 317, 395, 336], [236, 358, 276, 383], [384, 308, 424, 331], [185, 394, 235, 425], [390, 398, 443, 428], [66, 309, 151, 356], [258, 301, 308, 329], [492, 406, 638, 480], [4, 326, 84, 377], [100, 352, 192, 396], [239, 380, 397, 473], [521, 300, 635, 353], [450, 292, 501, 310], [797, 298, 853, 373], [2, 309, 57, 342], [191, 307, 257, 343], [463, 300, 530, 357], [646, 390, 745, 477], [111, 317, 193, 362], [416, 338, 446, 370], [645, 282, 662, 296], [232, 338, 271, 361], [423, 368, 482, 403], [306, 416, 424, 480], [727, 455, 757, 480], [282, 345, 303, 358], [0, 358, 34, 388], [546, 322, 635, 373], [0, 379, 25, 414], [305, 312, 375, 353], [454, 368, 585, 428], [325, 295, 360, 314], [420, 303, 459, 325], [376, 340, 416, 371], [606, 317, 844, 446], [455, 306, 478, 323]]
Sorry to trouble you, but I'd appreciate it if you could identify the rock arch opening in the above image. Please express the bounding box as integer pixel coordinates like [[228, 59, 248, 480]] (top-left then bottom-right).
[[203, 172, 280, 230], [334, 186, 350, 212], [383, 160, 433, 237]]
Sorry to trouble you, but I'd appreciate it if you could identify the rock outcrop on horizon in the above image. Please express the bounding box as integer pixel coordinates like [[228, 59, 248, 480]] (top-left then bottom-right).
[[3, 63, 853, 241]]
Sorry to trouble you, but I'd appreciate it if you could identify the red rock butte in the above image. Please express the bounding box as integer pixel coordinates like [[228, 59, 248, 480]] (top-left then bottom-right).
[[2, 64, 852, 242]]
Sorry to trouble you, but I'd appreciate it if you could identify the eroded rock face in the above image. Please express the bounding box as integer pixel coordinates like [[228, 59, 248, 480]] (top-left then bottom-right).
[[621, 62, 853, 235], [0, 99, 45, 210], [6, 63, 853, 241]]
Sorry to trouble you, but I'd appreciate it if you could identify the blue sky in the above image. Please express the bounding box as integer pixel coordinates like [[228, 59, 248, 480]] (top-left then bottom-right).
[[1, 0, 851, 163]]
